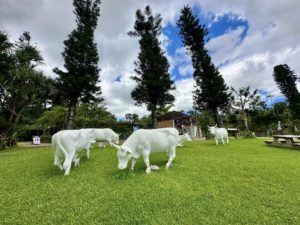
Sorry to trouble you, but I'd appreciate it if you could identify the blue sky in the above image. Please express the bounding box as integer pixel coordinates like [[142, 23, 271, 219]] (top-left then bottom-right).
[[1, 0, 299, 117], [163, 9, 250, 81]]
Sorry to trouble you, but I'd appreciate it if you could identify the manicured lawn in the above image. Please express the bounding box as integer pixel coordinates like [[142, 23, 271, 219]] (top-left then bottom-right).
[[0, 138, 300, 224]]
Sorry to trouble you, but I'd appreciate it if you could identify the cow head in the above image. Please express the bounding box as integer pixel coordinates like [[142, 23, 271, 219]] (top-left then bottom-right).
[[112, 143, 132, 170], [183, 133, 192, 141], [207, 125, 218, 136], [113, 133, 120, 144]]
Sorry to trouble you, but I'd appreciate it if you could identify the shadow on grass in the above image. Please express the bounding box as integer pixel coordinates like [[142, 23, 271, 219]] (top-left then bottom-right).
[[39, 155, 92, 179], [110, 159, 170, 180]]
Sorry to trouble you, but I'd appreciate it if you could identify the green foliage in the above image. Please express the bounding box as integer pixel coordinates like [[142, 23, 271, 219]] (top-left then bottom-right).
[[76, 103, 117, 128], [0, 31, 48, 148], [231, 86, 263, 132], [139, 114, 152, 128], [129, 5, 175, 128], [241, 131, 256, 138], [1, 139, 300, 224], [124, 113, 139, 123], [54, 0, 103, 129], [273, 64, 300, 119], [40, 135, 52, 143], [177, 6, 231, 126], [36, 106, 68, 130], [157, 104, 173, 116], [36, 104, 117, 130]]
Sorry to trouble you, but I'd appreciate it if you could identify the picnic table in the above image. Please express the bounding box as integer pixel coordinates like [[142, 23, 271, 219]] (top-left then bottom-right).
[[265, 135, 300, 149], [227, 128, 238, 138]]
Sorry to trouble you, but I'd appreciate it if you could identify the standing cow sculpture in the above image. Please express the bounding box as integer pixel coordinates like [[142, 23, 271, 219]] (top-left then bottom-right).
[[208, 125, 229, 145], [82, 128, 119, 147], [112, 128, 179, 174], [177, 133, 192, 147], [52, 129, 96, 175]]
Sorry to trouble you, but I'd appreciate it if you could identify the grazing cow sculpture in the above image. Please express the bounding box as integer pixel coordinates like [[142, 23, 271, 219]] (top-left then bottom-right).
[[208, 125, 229, 145], [83, 128, 119, 147], [177, 133, 192, 147], [52, 129, 96, 175], [112, 128, 179, 174]]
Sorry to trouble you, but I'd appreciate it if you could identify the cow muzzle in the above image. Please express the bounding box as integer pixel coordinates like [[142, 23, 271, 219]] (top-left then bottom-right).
[[118, 164, 127, 170]]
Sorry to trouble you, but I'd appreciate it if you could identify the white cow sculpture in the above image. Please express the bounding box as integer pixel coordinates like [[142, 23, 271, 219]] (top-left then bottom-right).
[[177, 133, 192, 147], [52, 129, 96, 175], [112, 128, 179, 174], [208, 125, 229, 145], [83, 128, 119, 147]]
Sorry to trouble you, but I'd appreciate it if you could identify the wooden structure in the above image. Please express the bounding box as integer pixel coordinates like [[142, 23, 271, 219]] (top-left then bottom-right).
[[227, 128, 238, 138], [264, 135, 300, 149], [157, 111, 201, 138]]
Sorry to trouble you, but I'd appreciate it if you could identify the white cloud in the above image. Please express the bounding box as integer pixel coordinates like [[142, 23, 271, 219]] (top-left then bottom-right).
[[172, 78, 194, 112], [1, 0, 300, 118]]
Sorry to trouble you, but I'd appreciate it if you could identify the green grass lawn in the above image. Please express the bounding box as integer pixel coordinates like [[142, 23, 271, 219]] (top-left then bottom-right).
[[0, 138, 300, 225]]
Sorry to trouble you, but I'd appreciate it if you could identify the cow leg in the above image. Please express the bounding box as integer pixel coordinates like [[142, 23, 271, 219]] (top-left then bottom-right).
[[63, 157, 72, 176], [214, 137, 218, 145], [108, 139, 112, 147], [142, 151, 151, 174], [221, 137, 225, 145], [166, 147, 176, 169], [130, 158, 137, 171], [226, 136, 229, 144], [64, 151, 75, 176], [73, 153, 80, 167], [86, 148, 90, 159], [54, 153, 63, 170]]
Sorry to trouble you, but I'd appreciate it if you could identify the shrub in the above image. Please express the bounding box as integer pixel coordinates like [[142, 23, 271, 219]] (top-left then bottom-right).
[[242, 131, 256, 138], [40, 135, 52, 143]]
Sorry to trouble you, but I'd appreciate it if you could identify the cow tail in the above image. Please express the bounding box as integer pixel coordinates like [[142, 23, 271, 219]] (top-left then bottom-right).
[[55, 134, 69, 161]]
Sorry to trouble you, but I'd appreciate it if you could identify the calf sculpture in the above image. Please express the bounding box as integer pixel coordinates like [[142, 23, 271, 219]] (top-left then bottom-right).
[[52, 129, 96, 175], [208, 125, 229, 145], [177, 133, 192, 147], [112, 128, 179, 174]]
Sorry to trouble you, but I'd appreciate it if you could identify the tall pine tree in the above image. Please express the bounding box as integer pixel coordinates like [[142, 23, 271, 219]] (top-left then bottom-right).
[[129, 5, 175, 128], [177, 6, 231, 126], [273, 64, 300, 119], [54, 0, 102, 129]]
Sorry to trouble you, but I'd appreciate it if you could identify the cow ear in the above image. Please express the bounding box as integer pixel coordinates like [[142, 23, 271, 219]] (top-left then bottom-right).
[[207, 125, 210, 128], [215, 124, 217, 127], [112, 143, 120, 150]]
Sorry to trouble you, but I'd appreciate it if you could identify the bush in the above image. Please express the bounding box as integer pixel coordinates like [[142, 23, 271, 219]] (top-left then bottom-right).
[[242, 131, 256, 138], [40, 135, 52, 143]]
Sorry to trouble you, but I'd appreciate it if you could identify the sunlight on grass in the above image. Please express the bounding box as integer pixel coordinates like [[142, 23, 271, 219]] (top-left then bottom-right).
[[0, 139, 300, 224]]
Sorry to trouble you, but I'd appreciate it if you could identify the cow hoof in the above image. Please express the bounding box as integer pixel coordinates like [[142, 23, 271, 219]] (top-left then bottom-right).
[[150, 165, 159, 170], [146, 167, 151, 174], [74, 158, 80, 167], [130, 167, 134, 171]]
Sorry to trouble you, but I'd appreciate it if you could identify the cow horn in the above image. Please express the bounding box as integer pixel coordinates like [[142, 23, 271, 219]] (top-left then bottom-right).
[[112, 143, 120, 149]]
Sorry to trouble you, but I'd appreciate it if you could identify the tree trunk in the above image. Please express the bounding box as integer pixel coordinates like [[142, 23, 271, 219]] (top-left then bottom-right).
[[242, 111, 249, 132], [151, 106, 157, 129], [66, 101, 77, 129], [213, 108, 223, 127]]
